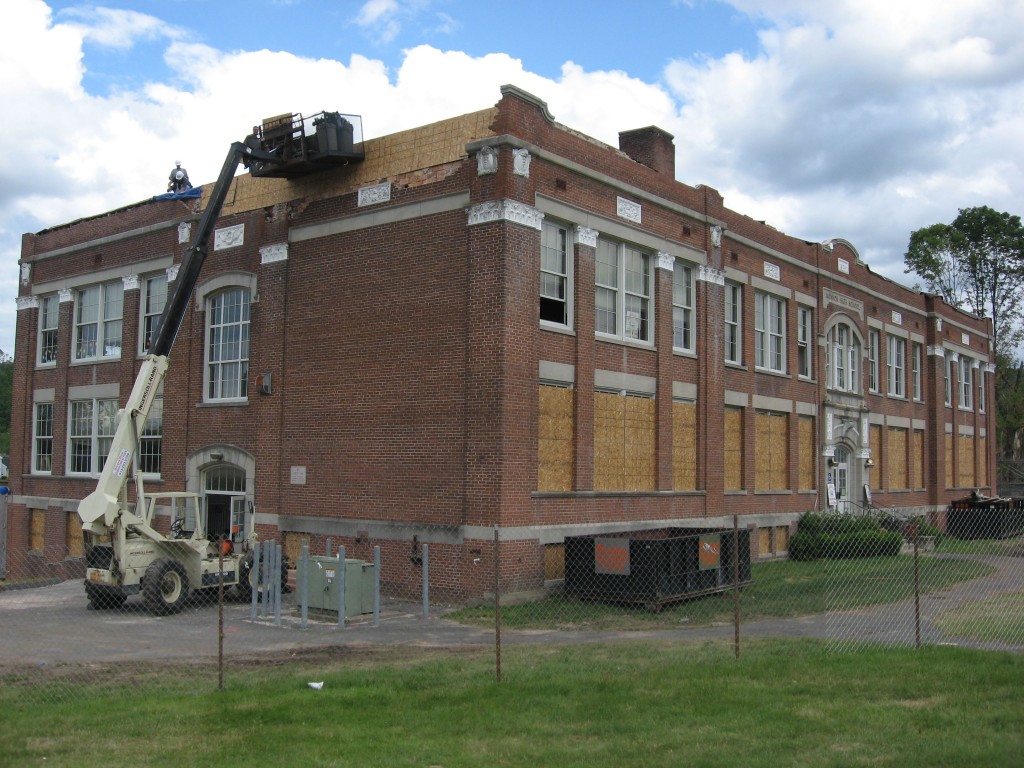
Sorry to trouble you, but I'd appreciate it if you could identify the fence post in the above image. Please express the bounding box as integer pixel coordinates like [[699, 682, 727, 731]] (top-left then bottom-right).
[[218, 543, 225, 691], [913, 523, 921, 649], [421, 543, 430, 620], [261, 540, 271, 617], [274, 543, 283, 627], [249, 543, 260, 620], [733, 515, 740, 660], [325, 538, 332, 558], [373, 545, 381, 627], [337, 546, 346, 628], [300, 540, 309, 629], [495, 526, 502, 684]]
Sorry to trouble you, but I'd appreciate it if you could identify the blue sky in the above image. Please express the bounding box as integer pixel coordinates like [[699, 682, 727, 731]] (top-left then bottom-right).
[[4, 0, 1024, 360]]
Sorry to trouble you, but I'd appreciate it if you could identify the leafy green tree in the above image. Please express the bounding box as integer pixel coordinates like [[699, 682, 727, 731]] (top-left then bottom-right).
[[0, 350, 11, 454]]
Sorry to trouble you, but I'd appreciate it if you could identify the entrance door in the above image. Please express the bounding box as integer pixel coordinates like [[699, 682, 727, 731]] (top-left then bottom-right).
[[203, 465, 247, 543], [835, 446, 851, 513]]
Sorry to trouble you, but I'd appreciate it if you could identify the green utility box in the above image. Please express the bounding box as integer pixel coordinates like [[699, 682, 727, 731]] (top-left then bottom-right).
[[305, 556, 375, 616]]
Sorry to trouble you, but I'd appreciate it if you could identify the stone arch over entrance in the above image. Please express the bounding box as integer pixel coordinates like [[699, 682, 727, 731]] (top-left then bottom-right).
[[185, 445, 256, 540]]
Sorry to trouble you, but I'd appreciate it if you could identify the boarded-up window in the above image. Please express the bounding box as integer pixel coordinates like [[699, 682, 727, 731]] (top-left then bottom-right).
[[282, 531, 310, 565], [544, 543, 565, 580], [29, 509, 46, 553], [724, 407, 744, 491], [538, 384, 574, 492], [754, 411, 788, 491], [912, 429, 924, 489], [945, 433, 954, 488], [870, 424, 882, 491], [978, 436, 987, 488], [673, 399, 697, 491], [798, 415, 815, 491], [958, 434, 975, 488], [594, 391, 655, 491], [66, 512, 84, 558], [775, 526, 790, 552], [888, 427, 908, 489], [758, 527, 772, 556]]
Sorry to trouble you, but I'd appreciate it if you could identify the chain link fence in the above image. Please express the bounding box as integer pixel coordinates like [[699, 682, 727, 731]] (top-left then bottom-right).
[[2, 500, 1023, 702]]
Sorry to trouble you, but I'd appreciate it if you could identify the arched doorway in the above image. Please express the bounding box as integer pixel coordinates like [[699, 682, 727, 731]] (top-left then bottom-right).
[[834, 445, 852, 513], [204, 465, 247, 543]]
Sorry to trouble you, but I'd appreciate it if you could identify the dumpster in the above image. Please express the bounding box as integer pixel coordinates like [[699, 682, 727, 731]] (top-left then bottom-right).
[[305, 556, 375, 617], [564, 527, 751, 610], [947, 495, 1024, 540]]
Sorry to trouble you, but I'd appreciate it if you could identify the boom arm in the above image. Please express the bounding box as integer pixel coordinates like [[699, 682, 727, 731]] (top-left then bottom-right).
[[79, 138, 278, 535]]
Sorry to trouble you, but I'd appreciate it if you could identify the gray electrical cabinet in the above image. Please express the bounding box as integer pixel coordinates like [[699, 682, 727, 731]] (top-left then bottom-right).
[[305, 556, 375, 616]]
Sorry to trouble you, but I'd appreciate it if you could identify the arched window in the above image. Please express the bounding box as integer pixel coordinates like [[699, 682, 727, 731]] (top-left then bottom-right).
[[206, 287, 250, 401], [826, 321, 861, 393]]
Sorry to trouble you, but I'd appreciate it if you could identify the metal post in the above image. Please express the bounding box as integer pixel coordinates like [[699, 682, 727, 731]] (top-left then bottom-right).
[[913, 525, 921, 649], [733, 515, 741, 660], [495, 526, 502, 684], [249, 544, 260, 620], [218, 544, 225, 691], [373, 545, 381, 627], [325, 538, 332, 558], [421, 543, 429, 620], [274, 543, 283, 626], [300, 540, 309, 629], [260, 540, 271, 617], [337, 546, 346, 628]]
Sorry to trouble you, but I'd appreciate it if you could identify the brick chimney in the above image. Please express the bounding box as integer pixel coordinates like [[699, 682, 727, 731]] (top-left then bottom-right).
[[618, 126, 676, 178]]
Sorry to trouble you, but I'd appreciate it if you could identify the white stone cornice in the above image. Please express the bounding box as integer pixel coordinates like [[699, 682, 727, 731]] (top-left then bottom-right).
[[575, 226, 598, 248], [986, 362, 996, 374], [122, 274, 139, 291], [21, 263, 31, 285], [698, 265, 726, 285], [711, 225, 723, 248], [477, 146, 497, 176], [512, 148, 531, 177], [927, 345, 944, 357], [260, 243, 288, 264], [177, 221, 192, 244], [656, 252, 675, 271], [58, 288, 73, 303], [214, 224, 244, 251], [616, 196, 641, 223], [358, 182, 391, 207], [467, 200, 543, 230], [16, 296, 38, 311], [166, 264, 180, 282]]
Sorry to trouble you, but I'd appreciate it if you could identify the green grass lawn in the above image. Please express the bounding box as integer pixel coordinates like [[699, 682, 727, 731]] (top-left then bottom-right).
[[2, 639, 1022, 767], [452, 555, 995, 631]]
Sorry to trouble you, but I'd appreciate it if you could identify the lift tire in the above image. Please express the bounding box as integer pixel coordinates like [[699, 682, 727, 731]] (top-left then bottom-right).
[[143, 559, 190, 615], [85, 582, 127, 610], [237, 551, 289, 598]]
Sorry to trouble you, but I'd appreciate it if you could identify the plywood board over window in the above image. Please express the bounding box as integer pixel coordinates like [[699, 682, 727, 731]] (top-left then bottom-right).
[[538, 384, 574, 492], [958, 434, 975, 489], [912, 430, 924, 489], [66, 512, 84, 558], [594, 391, 655, 491], [945, 434, 954, 489], [870, 424, 882, 491], [798, 415, 816, 492], [29, 510, 46, 553], [754, 411, 788, 491], [888, 427, 908, 489], [978, 436, 988, 488], [673, 400, 697, 491], [724, 407, 744, 491], [282, 531, 311, 565]]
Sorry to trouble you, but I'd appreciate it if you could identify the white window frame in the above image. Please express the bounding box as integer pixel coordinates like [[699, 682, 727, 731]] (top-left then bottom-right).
[[944, 354, 954, 406], [73, 281, 123, 362], [672, 260, 695, 353], [887, 335, 906, 398], [868, 329, 881, 392], [595, 239, 652, 344], [138, 397, 163, 477], [979, 368, 986, 413], [67, 398, 118, 475], [38, 294, 59, 366], [725, 282, 742, 365], [911, 342, 922, 401], [797, 306, 812, 379], [140, 273, 168, 354], [827, 322, 860, 394], [959, 357, 974, 410], [754, 291, 786, 374], [205, 287, 251, 402], [540, 220, 572, 329], [33, 402, 54, 474]]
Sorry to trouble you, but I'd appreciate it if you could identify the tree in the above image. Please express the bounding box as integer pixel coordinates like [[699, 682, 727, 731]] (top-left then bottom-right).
[[905, 207, 1024, 461]]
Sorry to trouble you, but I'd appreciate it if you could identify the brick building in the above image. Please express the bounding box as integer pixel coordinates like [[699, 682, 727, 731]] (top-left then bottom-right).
[[6, 85, 995, 597]]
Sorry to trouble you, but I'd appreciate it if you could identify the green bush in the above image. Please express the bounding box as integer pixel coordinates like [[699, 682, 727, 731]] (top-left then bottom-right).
[[791, 513, 903, 560]]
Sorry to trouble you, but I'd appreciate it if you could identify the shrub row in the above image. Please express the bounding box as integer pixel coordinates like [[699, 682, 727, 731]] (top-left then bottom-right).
[[790, 529, 903, 561]]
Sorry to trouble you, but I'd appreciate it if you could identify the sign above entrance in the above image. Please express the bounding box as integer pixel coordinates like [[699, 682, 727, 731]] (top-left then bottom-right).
[[823, 288, 864, 318]]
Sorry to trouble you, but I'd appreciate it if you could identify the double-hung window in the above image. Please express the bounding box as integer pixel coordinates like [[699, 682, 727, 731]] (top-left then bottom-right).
[[944, 354, 954, 406], [68, 398, 117, 474], [540, 221, 572, 328], [827, 322, 860, 393], [595, 239, 651, 343], [868, 329, 881, 392], [959, 357, 974, 410], [141, 274, 168, 353], [39, 294, 58, 365], [206, 288, 250, 401], [672, 261, 694, 352], [74, 281, 123, 361], [797, 306, 812, 379], [979, 368, 986, 412], [139, 397, 163, 476], [725, 282, 742, 364], [754, 291, 785, 373], [911, 342, 923, 400], [887, 335, 906, 397], [33, 403, 54, 473]]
